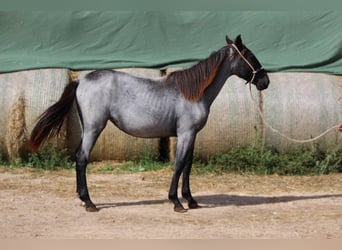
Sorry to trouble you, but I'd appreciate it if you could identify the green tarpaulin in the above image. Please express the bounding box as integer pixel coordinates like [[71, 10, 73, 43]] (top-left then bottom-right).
[[0, 11, 341, 74]]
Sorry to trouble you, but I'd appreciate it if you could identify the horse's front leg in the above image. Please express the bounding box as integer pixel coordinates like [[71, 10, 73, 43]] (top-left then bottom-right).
[[181, 144, 201, 209], [168, 132, 196, 213]]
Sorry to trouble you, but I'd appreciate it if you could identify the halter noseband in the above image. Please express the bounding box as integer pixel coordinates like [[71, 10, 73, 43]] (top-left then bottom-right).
[[230, 43, 263, 85]]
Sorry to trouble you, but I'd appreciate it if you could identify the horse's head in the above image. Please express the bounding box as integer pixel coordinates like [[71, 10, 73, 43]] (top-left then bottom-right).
[[226, 35, 269, 91]]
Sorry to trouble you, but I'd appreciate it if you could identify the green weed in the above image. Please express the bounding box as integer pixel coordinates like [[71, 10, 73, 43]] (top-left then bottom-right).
[[26, 143, 74, 170], [0, 142, 341, 176], [193, 144, 342, 175]]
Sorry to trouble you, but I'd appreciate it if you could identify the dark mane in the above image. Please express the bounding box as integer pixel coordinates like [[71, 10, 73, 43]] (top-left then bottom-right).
[[166, 48, 227, 102]]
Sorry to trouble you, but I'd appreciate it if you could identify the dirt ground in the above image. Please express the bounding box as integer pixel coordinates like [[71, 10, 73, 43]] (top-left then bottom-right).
[[0, 165, 341, 239]]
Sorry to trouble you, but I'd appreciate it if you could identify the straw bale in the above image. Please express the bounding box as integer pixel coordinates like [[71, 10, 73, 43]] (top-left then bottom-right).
[[0, 69, 70, 159], [69, 68, 162, 161], [263, 73, 342, 152]]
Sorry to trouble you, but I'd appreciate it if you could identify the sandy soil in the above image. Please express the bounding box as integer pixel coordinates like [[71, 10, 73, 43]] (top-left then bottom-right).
[[0, 166, 341, 239]]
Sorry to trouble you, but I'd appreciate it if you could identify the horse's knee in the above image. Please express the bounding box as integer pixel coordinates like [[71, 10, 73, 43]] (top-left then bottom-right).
[[75, 149, 88, 167]]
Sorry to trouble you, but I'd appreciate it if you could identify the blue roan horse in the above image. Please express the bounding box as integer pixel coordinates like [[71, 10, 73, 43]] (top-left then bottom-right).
[[30, 35, 269, 212]]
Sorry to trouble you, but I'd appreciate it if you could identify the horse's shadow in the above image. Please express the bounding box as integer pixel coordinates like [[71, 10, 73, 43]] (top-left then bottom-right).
[[95, 193, 342, 211]]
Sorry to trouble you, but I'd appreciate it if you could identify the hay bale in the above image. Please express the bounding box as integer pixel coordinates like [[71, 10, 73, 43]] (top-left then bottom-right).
[[69, 68, 161, 161], [263, 73, 342, 152], [0, 69, 70, 159]]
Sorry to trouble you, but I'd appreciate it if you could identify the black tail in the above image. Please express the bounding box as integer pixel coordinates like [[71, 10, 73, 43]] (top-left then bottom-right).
[[30, 81, 79, 152]]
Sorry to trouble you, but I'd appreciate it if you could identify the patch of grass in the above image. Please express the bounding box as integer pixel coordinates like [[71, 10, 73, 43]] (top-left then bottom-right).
[[0, 153, 7, 166], [277, 145, 342, 175], [193, 144, 342, 175], [99, 164, 115, 172], [1, 143, 74, 170], [90, 148, 170, 174], [193, 144, 277, 175], [1, 142, 341, 176], [26, 143, 74, 170], [120, 148, 170, 173]]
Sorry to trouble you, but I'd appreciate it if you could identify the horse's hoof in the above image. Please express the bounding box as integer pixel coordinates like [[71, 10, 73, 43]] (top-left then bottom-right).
[[174, 206, 188, 213], [85, 205, 99, 212], [189, 201, 201, 209]]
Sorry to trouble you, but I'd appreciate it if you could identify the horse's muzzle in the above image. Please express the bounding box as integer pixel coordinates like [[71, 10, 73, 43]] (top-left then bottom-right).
[[255, 75, 270, 91]]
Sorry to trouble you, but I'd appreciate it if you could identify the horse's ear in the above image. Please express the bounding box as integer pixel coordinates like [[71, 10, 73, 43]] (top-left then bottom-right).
[[226, 35, 234, 45], [235, 34, 243, 50]]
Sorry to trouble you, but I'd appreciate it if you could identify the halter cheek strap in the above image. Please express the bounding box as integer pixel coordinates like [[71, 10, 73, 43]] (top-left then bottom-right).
[[230, 43, 263, 84]]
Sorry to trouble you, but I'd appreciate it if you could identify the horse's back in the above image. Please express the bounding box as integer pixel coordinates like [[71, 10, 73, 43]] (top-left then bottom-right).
[[84, 69, 115, 81]]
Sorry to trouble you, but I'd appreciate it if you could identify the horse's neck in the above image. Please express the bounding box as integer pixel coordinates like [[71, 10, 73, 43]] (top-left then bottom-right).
[[202, 60, 232, 107]]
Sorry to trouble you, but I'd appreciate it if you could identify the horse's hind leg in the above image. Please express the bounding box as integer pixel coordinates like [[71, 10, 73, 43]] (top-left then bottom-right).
[[76, 124, 106, 212]]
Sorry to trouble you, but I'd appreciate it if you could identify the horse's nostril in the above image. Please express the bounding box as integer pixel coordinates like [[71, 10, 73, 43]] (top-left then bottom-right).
[[256, 80, 269, 90]]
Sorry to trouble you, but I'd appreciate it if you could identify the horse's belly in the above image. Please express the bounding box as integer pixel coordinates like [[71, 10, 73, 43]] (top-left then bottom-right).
[[111, 113, 176, 138]]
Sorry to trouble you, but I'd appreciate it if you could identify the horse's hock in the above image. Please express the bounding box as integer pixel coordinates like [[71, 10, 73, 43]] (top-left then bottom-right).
[[0, 69, 341, 161]]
